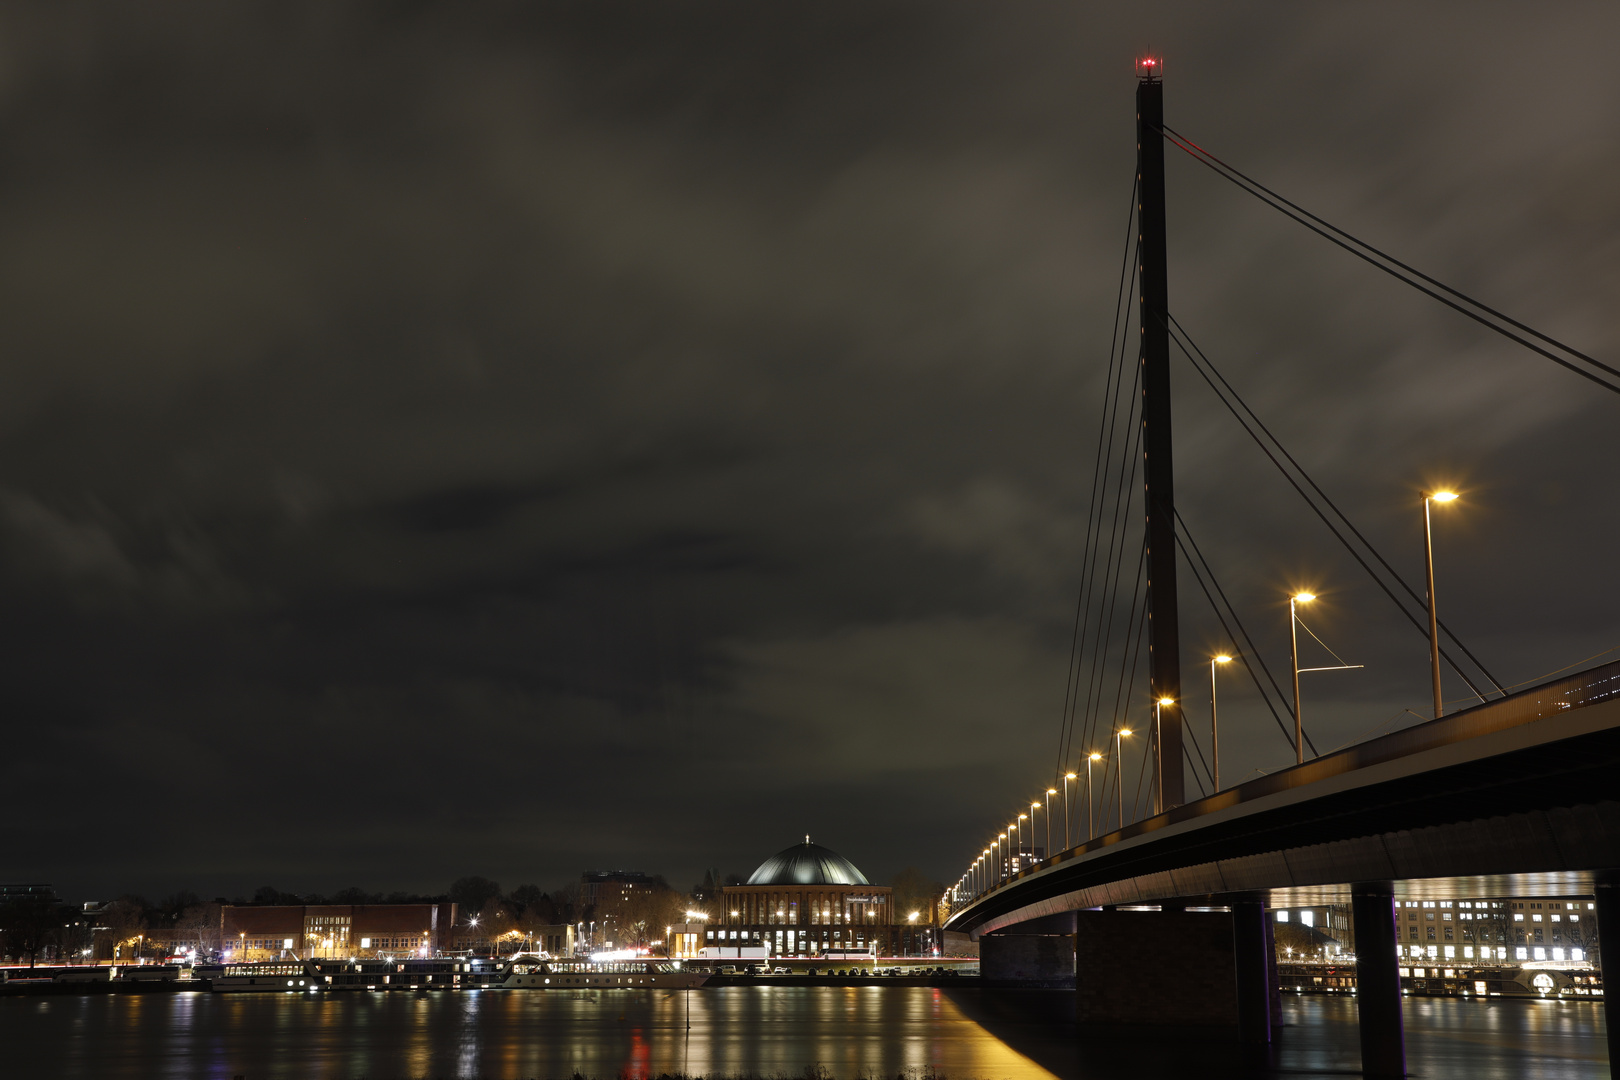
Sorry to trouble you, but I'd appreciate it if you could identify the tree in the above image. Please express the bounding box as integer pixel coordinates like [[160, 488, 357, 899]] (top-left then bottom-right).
[[332, 887, 382, 904], [596, 878, 682, 950], [175, 903, 223, 959], [252, 886, 302, 905], [98, 897, 149, 961], [449, 876, 503, 914], [889, 868, 945, 923], [0, 895, 56, 967]]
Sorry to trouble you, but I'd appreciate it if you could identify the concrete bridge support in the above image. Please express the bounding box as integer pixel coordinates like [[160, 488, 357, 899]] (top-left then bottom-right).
[[1231, 900, 1273, 1045], [979, 912, 1076, 988], [1352, 883, 1406, 1079], [1595, 876, 1620, 1080], [1074, 909, 1240, 1027]]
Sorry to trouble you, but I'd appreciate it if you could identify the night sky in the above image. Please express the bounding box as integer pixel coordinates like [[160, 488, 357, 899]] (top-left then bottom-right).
[[3, 3, 1616, 903]]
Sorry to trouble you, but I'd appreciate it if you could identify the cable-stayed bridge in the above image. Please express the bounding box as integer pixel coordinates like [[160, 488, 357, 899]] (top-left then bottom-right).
[[940, 60, 1620, 1079]]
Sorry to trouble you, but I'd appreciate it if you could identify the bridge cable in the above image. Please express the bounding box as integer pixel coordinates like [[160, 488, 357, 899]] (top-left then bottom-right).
[[1169, 311, 1505, 695], [1056, 201, 1142, 781], [1060, 332, 1138, 781], [1056, 182, 1141, 779], [1167, 316, 1501, 700], [1119, 559, 1153, 827], [1072, 376, 1146, 778], [1093, 538, 1147, 833], [1181, 709, 1215, 797], [1173, 518, 1317, 756], [1157, 125, 1620, 398], [1159, 123, 1620, 387]]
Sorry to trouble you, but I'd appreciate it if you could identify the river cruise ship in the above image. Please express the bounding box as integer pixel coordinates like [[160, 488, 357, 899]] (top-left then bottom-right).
[[211, 957, 706, 993]]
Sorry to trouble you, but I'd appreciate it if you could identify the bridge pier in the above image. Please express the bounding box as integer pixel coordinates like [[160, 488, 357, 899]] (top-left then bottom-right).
[[1231, 899, 1272, 1045], [1352, 883, 1406, 1079], [979, 912, 1076, 988], [1075, 909, 1239, 1028], [1596, 876, 1620, 1079]]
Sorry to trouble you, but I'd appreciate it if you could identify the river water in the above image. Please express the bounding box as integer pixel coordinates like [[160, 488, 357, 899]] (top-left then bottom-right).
[[1, 987, 1608, 1079]]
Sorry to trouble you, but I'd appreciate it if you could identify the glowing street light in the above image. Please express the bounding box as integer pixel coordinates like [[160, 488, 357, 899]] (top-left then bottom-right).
[[1086, 752, 1102, 839], [1290, 593, 1315, 765], [1153, 697, 1174, 815], [1044, 790, 1056, 859], [1016, 814, 1028, 859], [1114, 728, 1133, 828], [1423, 491, 1459, 720], [1210, 654, 1232, 790], [1062, 772, 1076, 850]]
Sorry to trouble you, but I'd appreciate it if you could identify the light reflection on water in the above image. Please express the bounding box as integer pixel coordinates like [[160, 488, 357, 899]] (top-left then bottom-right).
[[1, 988, 1607, 1079]]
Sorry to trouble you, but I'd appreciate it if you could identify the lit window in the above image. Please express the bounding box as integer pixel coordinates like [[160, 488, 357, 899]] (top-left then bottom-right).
[[1553, 948, 1565, 961], [1532, 914, 1542, 922], [1516, 947, 1528, 960], [1533, 948, 1546, 960], [1573, 949, 1585, 961], [1514, 914, 1524, 922], [1444, 946, 1455, 958], [1276, 911, 1289, 923]]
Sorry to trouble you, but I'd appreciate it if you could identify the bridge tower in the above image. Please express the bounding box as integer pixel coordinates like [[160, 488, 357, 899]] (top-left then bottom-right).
[[1136, 58, 1185, 808]]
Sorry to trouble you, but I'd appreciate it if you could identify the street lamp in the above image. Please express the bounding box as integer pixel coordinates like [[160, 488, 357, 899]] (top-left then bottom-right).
[[1044, 790, 1056, 859], [1210, 654, 1232, 790], [1062, 772, 1076, 850], [1030, 802, 1043, 862], [1016, 814, 1027, 859], [1290, 593, 1315, 765], [1423, 490, 1458, 720], [1086, 752, 1102, 839], [1114, 728, 1133, 828], [1153, 697, 1174, 815]]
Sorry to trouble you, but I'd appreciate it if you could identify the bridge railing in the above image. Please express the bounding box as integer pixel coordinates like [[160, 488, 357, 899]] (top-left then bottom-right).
[[947, 657, 1620, 914]]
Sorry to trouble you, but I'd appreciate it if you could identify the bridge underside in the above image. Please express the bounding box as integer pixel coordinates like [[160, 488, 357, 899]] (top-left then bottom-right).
[[951, 689, 1620, 939]]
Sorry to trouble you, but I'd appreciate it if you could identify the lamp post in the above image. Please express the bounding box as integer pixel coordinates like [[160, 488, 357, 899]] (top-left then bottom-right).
[[1114, 728, 1133, 828], [1044, 790, 1055, 858], [1210, 654, 1232, 790], [1290, 593, 1315, 765], [1423, 491, 1458, 720], [1031, 802, 1043, 862], [1016, 815, 1027, 859], [1153, 697, 1174, 815], [1062, 773, 1076, 850], [1086, 752, 1102, 839], [991, 838, 1000, 884]]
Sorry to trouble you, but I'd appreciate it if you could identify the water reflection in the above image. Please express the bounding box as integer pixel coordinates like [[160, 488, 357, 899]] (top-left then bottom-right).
[[2, 988, 1606, 1079]]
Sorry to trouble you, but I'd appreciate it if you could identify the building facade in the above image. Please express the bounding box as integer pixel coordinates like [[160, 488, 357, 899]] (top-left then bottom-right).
[[221, 903, 457, 961], [1394, 897, 1599, 965], [716, 839, 898, 958]]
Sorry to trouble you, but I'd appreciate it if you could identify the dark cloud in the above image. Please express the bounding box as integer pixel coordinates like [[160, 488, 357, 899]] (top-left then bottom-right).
[[0, 2, 1616, 900]]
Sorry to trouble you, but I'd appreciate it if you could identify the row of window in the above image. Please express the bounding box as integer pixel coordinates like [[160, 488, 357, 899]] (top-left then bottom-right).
[[1403, 944, 1585, 962]]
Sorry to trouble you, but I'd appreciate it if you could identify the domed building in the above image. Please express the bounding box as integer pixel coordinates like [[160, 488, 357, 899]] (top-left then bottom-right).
[[715, 838, 896, 958]]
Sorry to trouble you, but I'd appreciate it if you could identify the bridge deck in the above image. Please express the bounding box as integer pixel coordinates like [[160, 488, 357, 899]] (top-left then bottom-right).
[[948, 659, 1620, 936]]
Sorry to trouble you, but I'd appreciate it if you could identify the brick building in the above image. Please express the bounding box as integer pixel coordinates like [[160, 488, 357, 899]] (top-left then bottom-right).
[[221, 902, 457, 961]]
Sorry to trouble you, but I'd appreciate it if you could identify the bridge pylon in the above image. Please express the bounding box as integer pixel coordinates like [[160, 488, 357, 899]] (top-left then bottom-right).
[[1136, 60, 1185, 808]]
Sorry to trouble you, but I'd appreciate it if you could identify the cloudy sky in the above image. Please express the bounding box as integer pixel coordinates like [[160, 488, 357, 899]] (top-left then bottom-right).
[[2, 2, 1616, 902]]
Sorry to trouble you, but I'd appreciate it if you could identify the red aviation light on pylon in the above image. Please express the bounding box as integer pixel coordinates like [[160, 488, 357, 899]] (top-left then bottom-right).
[[1136, 56, 1162, 81]]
